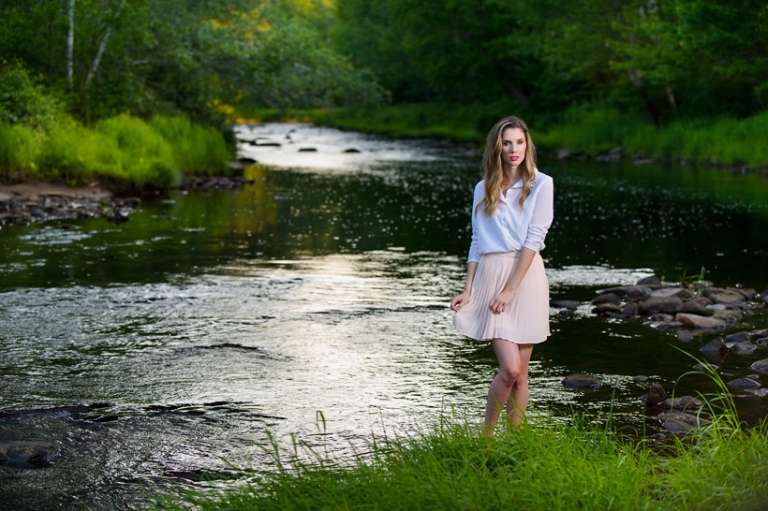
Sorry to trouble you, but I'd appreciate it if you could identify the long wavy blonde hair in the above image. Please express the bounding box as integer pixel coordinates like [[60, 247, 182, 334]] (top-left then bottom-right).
[[477, 115, 537, 216]]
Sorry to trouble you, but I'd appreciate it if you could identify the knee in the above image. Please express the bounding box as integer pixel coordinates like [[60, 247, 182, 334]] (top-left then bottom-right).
[[498, 365, 521, 387]]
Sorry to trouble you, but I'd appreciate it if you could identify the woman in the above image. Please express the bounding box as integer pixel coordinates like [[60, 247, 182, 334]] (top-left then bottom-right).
[[451, 115, 554, 435]]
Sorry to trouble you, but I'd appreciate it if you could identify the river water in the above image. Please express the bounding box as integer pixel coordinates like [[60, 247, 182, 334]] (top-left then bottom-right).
[[1, 123, 768, 509]]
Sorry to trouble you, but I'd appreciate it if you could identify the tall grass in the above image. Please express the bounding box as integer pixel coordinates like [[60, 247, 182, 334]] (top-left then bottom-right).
[[167, 404, 768, 510], [0, 114, 231, 189]]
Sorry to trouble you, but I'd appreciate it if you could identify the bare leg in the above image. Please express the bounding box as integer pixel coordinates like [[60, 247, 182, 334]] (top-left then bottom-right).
[[505, 343, 533, 425], [484, 339, 533, 435]]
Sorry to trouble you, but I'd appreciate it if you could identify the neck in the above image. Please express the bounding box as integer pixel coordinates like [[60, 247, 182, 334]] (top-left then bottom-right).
[[502, 166, 521, 185]]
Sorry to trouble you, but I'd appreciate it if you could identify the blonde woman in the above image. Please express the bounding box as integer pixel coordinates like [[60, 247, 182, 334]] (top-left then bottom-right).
[[451, 115, 554, 435]]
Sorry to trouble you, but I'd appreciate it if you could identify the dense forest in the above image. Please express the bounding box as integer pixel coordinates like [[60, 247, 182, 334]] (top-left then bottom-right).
[[2, 0, 767, 186]]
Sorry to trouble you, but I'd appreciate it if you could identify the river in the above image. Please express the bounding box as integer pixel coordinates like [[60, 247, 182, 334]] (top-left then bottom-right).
[[1, 123, 767, 509]]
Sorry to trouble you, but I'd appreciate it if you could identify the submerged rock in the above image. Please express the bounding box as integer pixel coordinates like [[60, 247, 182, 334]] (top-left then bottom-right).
[[562, 374, 603, 389], [726, 378, 761, 389], [727, 341, 757, 355], [0, 441, 58, 468], [699, 336, 726, 354], [662, 412, 709, 433], [750, 358, 768, 374]]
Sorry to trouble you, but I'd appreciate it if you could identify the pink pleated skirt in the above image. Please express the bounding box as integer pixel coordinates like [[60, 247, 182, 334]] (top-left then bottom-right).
[[453, 251, 550, 345]]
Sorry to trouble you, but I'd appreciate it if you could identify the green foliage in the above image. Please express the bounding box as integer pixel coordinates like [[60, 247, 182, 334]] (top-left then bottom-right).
[[167, 409, 768, 510], [0, 63, 66, 128], [150, 116, 230, 176], [0, 123, 42, 180]]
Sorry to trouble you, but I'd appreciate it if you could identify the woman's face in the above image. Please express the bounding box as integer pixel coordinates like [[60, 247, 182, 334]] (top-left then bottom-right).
[[501, 127, 526, 171]]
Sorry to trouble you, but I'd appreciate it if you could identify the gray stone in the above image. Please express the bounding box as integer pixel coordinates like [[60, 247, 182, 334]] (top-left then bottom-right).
[[557, 308, 575, 317], [699, 337, 725, 354], [592, 303, 623, 315], [648, 321, 684, 331], [693, 363, 719, 372], [709, 290, 746, 305], [662, 396, 703, 411], [662, 412, 709, 432], [640, 297, 683, 315], [650, 287, 693, 300], [677, 330, 694, 343], [621, 302, 640, 317], [747, 374, 760, 380], [557, 149, 572, 160], [562, 374, 603, 389], [678, 301, 714, 316], [745, 388, 768, 397], [591, 293, 621, 306], [726, 378, 761, 389], [626, 286, 653, 299], [756, 338, 768, 347], [596, 286, 630, 296], [725, 332, 750, 344], [632, 375, 649, 382], [650, 432, 667, 440], [649, 313, 674, 322], [713, 310, 742, 323], [727, 341, 756, 354], [728, 287, 756, 300], [750, 358, 768, 374], [749, 328, 768, 340], [676, 313, 726, 330], [640, 383, 667, 406], [0, 441, 58, 468], [636, 276, 662, 287]]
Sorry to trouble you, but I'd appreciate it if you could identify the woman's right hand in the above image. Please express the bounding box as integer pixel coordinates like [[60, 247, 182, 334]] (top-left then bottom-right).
[[451, 291, 470, 312]]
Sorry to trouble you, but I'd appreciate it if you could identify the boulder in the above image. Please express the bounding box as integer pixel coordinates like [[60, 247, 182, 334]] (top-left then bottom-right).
[[676, 313, 726, 330], [725, 332, 750, 344], [662, 412, 709, 433], [551, 300, 581, 309], [727, 341, 756, 355], [562, 374, 603, 389], [636, 276, 662, 287], [709, 290, 746, 305], [713, 310, 742, 323], [750, 358, 768, 374], [728, 287, 756, 300], [650, 287, 693, 300], [640, 297, 683, 315], [726, 378, 761, 389], [640, 383, 667, 406], [677, 330, 694, 343], [662, 396, 703, 411], [621, 302, 640, 317], [0, 441, 58, 468], [679, 301, 714, 316], [699, 336, 725, 354], [625, 286, 653, 299], [749, 328, 768, 340], [591, 293, 621, 306], [592, 303, 622, 315]]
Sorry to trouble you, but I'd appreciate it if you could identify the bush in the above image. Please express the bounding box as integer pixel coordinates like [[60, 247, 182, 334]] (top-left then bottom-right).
[[0, 122, 41, 180], [150, 116, 230, 176]]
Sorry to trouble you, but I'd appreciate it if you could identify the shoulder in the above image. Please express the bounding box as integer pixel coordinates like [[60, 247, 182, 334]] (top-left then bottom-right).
[[474, 180, 485, 192], [532, 170, 553, 190]]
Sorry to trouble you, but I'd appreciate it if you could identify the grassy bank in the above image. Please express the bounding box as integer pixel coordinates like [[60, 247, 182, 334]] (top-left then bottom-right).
[[168, 411, 768, 511], [308, 104, 768, 170], [0, 114, 231, 190]]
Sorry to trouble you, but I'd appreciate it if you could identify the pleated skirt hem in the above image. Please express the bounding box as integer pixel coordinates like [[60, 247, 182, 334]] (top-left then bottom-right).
[[453, 251, 550, 345]]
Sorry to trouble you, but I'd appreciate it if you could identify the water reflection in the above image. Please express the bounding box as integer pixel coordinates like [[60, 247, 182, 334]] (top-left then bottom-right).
[[1, 123, 768, 509]]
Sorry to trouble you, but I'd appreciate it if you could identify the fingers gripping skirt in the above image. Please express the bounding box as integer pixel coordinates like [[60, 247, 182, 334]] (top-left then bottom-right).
[[453, 252, 550, 344]]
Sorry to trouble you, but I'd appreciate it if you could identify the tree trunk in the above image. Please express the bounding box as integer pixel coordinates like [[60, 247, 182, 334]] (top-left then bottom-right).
[[85, 0, 126, 90], [67, 0, 75, 90]]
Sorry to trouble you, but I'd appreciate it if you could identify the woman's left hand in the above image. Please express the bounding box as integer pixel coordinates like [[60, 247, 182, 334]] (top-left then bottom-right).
[[489, 289, 516, 315]]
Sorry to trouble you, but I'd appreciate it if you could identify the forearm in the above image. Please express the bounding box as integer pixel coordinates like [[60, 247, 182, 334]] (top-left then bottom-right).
[[502, 248, 536, 293], [463, 262, 479, 294]]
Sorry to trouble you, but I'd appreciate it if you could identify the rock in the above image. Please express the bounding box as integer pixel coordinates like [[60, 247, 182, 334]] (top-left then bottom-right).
[[662, 412, 709, 432], [298, 147, 317, 152], [699, 337, 725, 354], [679, 300, 714, 316], [757, 338, 768, 347], [747, 374, 760, 380], [749, 328, 768, 340], [662, 396, 703, 411], [649, 313, 674, 322], [591, 293, 621, 306], [712, 310, 742, 323], [343, 148, 361, 153], [226, 161, 245, 176], [0, 441, 58, 468], [676, 313, 726, 330], [592, 303, 623, 315], [745, 388, 768, 397], [725, 332, 750, 344], [725, 341, 757, 355], [640, 297, 683, 316], [552, 300, 581, 309], [650, 287, 693, 300], [726, 378, 761, 389], [677, 330, 694, 342], [650, 432, 667, 440], [562, 374, 603, 389], [557, 308, 575, 317], [693, 363, 719, 372], [596, 286, 630, 296], [709, 290, 746, 305], [625, 286, 653, 300], [750, 358, 768, 374], [621, 302, 640, 317], [237, 157, 258, 164], [640, 383, 667, 406], [632, 375, 649, 382], [648, 321, 684, 331], [728, 287, 756, 300], [636, 276, 662, 287], [557, 149, 572, 160]]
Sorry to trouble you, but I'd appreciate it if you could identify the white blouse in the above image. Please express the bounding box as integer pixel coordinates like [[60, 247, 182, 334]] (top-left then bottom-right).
[[467, 170, 554, 263]]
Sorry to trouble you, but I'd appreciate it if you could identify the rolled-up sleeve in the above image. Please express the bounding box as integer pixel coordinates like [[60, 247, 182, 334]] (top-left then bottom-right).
[[522, 177, 554, 252], [467, 183, 483, 262]]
